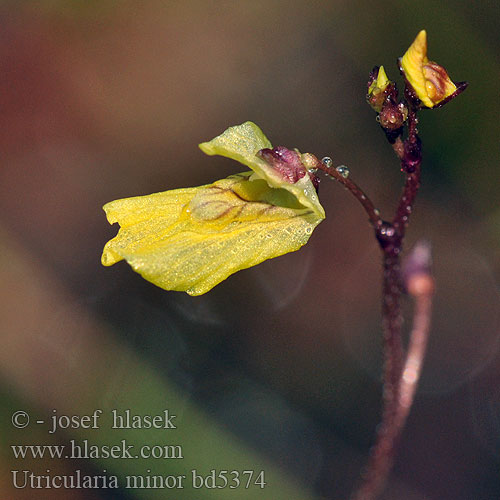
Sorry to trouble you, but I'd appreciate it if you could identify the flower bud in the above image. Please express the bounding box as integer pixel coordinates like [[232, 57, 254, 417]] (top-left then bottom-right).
[[400, 30, 463, 108], [379, 101, 408, 131], [367, 65, 394, 112]]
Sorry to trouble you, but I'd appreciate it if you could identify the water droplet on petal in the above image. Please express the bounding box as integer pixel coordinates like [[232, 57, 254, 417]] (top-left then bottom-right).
[[336, 165, 350, 178], [305, 227, 313, 235], [321, 157, 333, 168]]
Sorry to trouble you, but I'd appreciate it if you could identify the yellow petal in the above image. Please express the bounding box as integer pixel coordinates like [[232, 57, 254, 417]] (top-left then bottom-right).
[[401, 30, 457, 108], [199, 121, 272, 168], [102, 173, 322, 295], [199, 122, 325, 219]]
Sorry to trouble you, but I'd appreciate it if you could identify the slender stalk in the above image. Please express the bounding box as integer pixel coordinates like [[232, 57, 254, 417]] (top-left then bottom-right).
[[398, 268, 433, 421], [314, 160, 382, 230], [352, 253, 433, 500], [315, 154, 408, 500], [317, 102, 430, 499], [324, 34, 465, 498], [348, 105, 428, 499], [392, 109, 421, 238], [350, 253, 404, 500]]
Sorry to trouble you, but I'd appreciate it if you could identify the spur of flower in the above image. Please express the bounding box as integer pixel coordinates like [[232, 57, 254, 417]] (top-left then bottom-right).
[[101, 122, 325, 296]]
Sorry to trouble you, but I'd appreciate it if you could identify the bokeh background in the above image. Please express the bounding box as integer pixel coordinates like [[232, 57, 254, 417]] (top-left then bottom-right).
[[1, 1, 499, 499]]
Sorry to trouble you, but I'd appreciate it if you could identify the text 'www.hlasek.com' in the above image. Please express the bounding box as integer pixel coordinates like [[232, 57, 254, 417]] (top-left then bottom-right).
[[10, 408, 267, 491]]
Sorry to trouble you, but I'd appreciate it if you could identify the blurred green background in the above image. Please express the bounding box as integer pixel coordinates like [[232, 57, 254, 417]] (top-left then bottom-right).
[[1, 1, 499, 499]]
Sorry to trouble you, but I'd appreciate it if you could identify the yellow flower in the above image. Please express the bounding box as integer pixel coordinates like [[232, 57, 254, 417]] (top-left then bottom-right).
[[102, 122, 325, 296], [400, 30, 457, 108]]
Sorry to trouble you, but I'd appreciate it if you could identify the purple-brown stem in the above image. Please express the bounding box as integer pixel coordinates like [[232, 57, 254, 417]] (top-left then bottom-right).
[[393, 109, 421, 239], [314, 160, 383, 231], [352, 107, 425, 500], [357, 105, 427, 499], [329, 44, 464, 500], [351, 254, 405, 500], [317, 103, 429, 499], [352, 242, 434, 500]]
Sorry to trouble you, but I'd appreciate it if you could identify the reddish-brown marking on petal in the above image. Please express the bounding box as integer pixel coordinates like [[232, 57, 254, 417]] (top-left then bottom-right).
[[423, 61, 453, 102]]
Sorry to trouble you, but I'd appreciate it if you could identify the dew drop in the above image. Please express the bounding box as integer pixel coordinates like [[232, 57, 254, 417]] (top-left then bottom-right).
[[376, 115, 380, 122], [380, 224, 395, 237], [406, 205, 412, 213], [336, 165, 350, 178], [374, 209, 380, 216], [321, 157, 333, 168], [305, 227, 313, 235], [266, 233, 273, 239]]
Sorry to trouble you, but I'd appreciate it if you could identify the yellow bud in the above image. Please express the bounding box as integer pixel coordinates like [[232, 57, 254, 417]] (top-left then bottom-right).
[[368, 65, 389, 94], [400, 30, 457, 108], [367, 66, 393, 112]]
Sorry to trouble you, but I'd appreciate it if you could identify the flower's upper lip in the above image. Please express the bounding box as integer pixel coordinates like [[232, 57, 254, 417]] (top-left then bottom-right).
[[199, 121, 325, 219]]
